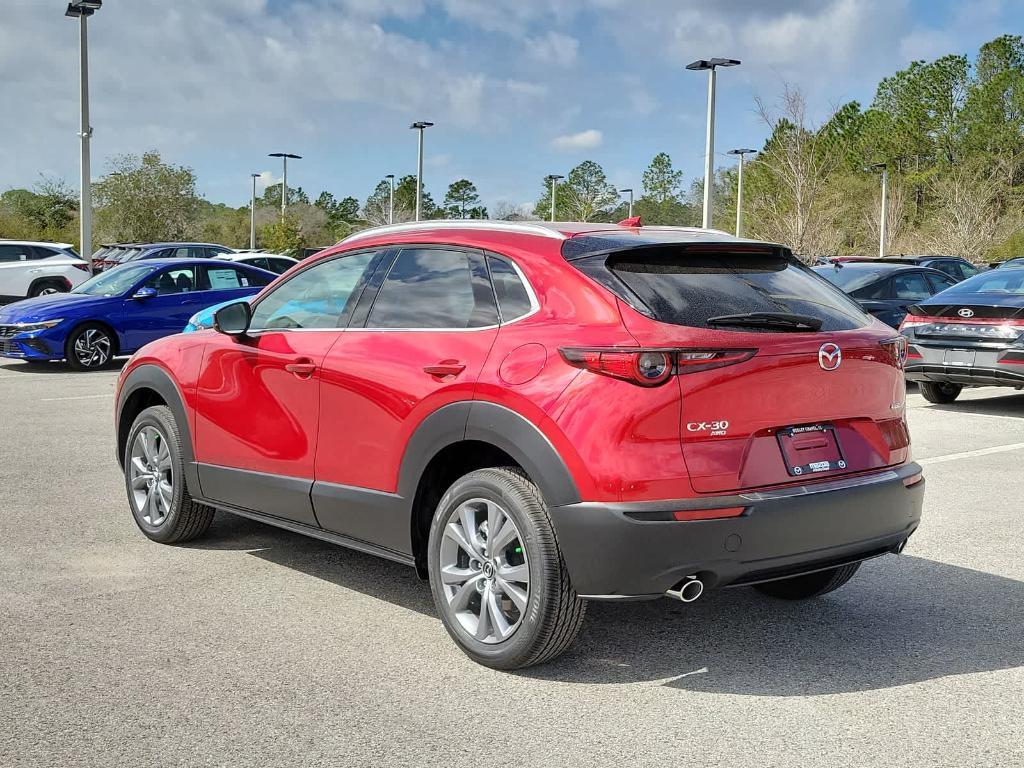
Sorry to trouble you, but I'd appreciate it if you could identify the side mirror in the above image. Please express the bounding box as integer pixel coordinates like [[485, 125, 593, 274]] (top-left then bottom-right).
[[213, 300, 252, 337], [132, 286, 158, 300]]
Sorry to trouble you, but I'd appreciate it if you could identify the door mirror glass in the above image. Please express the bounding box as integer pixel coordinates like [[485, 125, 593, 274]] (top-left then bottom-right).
[[132, 286, 158, 300], [213, 300, 252, 336]]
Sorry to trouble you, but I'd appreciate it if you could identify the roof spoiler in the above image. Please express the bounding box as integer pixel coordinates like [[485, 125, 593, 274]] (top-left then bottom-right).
[[617, 216, 642, 227]]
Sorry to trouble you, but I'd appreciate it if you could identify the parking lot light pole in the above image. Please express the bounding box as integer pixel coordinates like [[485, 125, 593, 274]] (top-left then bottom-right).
[[384, 174, 395, 224], [687, 57, 741, 230], [867, 162, 889, 258], [249, 173, 259, 249], [268, 152, 301, 219], [727, 148, 756, 237], [65, 0, 102, 264], [545, 174, 564, 222], [410, 122, 433, 221], [619, 188, 634, 218]]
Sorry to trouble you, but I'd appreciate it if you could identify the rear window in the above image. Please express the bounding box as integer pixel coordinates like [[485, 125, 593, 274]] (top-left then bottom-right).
[[600, 250, 868, 331], [940, 270, 1024, 296]]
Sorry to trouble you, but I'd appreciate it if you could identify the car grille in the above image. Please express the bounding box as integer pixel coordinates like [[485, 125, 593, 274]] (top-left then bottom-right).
[[0, 339, 21, 356], [0, 325, 18, 339]]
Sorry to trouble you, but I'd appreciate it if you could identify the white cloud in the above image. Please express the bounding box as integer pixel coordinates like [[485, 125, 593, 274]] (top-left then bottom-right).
[[524, 31, 580, 67], [551, 129, 603, 151]]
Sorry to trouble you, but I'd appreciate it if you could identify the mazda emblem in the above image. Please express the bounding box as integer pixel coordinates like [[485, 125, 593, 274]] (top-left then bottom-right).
[[958, 308, 974, 318], [818, 343, 842, 371]]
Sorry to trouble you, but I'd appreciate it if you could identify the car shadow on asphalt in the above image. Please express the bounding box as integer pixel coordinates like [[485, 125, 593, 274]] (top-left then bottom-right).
[[0, 359, 126, 374], [928, 391, 1024, 419], [194, 513, 1024, 696]]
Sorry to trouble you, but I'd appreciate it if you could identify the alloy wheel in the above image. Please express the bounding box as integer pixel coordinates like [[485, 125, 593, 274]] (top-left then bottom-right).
[[38, 286, 61, 295], [73, 328, 111, 368], [438, 498, 530, 644], [129, 426, 173, 527]]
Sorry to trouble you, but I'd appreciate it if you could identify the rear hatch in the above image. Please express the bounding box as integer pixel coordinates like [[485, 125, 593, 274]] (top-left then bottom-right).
[[573, 241, 909, 493]]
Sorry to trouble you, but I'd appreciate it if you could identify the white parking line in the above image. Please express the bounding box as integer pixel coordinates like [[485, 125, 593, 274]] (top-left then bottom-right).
[[39, 393, 114, 402], [918, 442, 1024, 466]]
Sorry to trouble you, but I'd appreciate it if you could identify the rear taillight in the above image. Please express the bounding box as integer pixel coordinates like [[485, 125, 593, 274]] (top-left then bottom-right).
[[560, 349, 673, 386], [71, 262, 91, 273], [898, 316, 929, 332], [880, 336, 908, 369], [560, 347, 756, 386]]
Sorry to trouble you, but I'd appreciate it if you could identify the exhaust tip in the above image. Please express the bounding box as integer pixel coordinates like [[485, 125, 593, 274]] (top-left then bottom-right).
[[666, 576, 704, 603], [894, 539, 908, 555]]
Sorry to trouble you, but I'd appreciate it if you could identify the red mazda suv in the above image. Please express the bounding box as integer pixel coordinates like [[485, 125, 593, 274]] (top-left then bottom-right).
[[115, 221, 924, 669]]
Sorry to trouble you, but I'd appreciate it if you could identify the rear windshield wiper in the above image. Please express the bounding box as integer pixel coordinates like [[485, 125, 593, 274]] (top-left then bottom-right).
[[706, 311, 823, 332]]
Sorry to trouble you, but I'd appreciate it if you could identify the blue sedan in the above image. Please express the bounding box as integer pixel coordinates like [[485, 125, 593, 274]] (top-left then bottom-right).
[[0, 259, 274, 370]]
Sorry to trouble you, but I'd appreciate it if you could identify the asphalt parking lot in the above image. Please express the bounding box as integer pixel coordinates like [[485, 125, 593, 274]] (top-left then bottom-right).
[[1, 361, 1022, 768]]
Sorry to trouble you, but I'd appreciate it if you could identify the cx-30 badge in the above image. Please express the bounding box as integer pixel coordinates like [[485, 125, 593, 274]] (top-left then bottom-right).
[[818, 343, 842, 371], [958, 308, 975, 318]]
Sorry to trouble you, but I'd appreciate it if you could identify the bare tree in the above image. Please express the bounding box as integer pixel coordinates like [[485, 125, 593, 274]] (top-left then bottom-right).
[[924, 164, 1016, 258], [749, 85, 847, 258]]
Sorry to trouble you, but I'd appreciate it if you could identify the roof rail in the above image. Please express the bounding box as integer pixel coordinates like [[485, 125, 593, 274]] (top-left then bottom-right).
[[340, 219, 567, 244]]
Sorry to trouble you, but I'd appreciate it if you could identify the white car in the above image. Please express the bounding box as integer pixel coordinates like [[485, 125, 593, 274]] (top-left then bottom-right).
[[0, 240, 91, 300], [215, 251, 298, 275]]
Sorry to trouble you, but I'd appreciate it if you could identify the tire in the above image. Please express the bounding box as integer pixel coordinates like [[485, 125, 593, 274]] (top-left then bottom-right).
[[427, 467, 586, 670], [920, 381, 962, 404], [29, 279, 68, 298], [124, 405, 214, 544], [64, 322, 116, 370], [754, 562, 861, 600]]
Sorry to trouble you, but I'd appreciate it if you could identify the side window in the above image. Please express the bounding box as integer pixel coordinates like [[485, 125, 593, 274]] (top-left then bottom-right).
[[926, 273, 957, 294], [164, 247, 190, 259], [851, 279, 888, 300], [30, 247, 58, 260], [248, 257, 270, 272], [201, 264, 266, 290], [144, 267, 197, 295], [268, 258, 293, 274], [250, 251, 378, 330], [960, 262, 979, 278], [0, 245, 30, 262], [892, 272, 931, 301], [487, 256, 533, 322], [366, 248, 498, 329]]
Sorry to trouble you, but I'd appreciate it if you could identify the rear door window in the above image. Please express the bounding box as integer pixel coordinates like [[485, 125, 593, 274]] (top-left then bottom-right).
[[0, 245, 29, 262], [487, 256, 533, 322], [601, 249, 867, 331], [892, 272, 931, 301], [144, 267, 197, 295], [365, 248, 498, 329], [926, 273, 957, 294]]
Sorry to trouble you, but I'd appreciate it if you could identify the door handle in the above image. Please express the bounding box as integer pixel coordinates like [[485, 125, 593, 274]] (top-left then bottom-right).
[[423, 360, 466, 377], [285, 358, 317, 378]]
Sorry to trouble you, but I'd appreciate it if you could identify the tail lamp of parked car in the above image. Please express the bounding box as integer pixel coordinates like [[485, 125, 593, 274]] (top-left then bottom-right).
[[879, 336, 908, 369], [71, 262, 92, 273], [559, 347, 757, 386]]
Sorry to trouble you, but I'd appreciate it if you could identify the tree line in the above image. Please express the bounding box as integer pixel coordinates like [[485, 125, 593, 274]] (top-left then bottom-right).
[[2, 35, 1021, 260]]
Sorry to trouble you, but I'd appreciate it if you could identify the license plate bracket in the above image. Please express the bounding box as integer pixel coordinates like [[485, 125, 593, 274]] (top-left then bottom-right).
[[776, 424, 846, 478], [944, 348, 976, 367]]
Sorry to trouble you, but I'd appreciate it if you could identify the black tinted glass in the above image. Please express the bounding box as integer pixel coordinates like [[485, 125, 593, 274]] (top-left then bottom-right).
[[487, 257, 532, 322], [608, 250, 868, 331], [367, 249, 498, 329]]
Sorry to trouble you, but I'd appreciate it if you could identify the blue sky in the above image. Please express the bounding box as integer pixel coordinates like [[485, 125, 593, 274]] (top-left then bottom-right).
[[3, 0, 1022, 212]]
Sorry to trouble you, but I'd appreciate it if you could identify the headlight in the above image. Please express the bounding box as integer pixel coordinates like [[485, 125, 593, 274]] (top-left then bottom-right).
[[12, 319, 64, 334]]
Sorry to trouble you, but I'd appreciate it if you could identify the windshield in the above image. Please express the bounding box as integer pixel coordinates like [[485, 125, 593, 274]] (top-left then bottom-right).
[[812, 265, 887, 293], [938, 270, 1024, 297], [72, 265, 153, 296], [111, 248, 145, 263]]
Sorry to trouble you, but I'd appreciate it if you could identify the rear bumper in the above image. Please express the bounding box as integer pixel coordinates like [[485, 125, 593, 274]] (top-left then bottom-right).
[[549, 463, 924, 599], [905, 363, 1024, 387], [904, 343, 1024, 387]]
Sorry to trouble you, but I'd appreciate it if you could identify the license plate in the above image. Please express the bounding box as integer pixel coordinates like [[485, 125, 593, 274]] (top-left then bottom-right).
[[944, 349, 976, 367], [776, 424, 846, 478]]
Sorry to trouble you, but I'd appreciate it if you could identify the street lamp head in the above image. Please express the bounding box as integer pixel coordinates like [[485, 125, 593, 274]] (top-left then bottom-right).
[[545, 174, 564, 182], [686, 57, 741, 71], [65, 0, 102, 17], [619, 188, 633, 193], [268, 152, 302, 160], [250, 172, 260, 179], [384, 174, 395, 180], [866, 162, 887, 171], [727, 148, 757, 156], [410, 121, 434, 130]]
